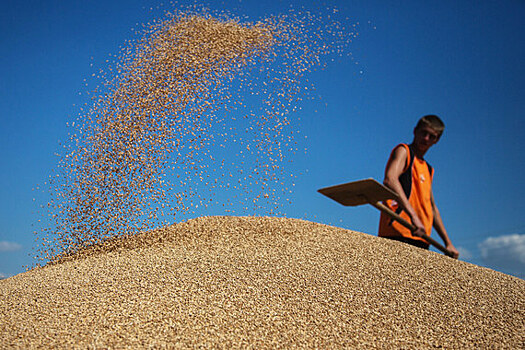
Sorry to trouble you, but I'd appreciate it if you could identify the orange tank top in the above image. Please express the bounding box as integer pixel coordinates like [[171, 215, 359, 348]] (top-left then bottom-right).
[[378, 144, 434, 242]]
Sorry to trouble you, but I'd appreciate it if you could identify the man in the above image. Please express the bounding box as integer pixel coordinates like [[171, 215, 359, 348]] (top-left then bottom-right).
[[378, 115, 459, 258]]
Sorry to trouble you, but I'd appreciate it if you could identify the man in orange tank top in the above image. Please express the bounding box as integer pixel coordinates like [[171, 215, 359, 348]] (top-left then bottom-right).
[[378, 115, 459, 258]]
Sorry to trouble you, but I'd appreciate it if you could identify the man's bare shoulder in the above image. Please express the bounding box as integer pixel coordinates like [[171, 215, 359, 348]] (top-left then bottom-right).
[[391, 144, 408, 161]]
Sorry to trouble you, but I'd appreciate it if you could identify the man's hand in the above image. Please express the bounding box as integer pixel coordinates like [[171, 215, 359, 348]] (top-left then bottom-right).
[[446, 243, 460, 259], [410, 215, 427, 238]]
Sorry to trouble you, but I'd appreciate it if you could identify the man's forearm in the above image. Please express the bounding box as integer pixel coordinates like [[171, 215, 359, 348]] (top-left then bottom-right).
[[432, 204, 453, 246], [434, 221, 452, 246]]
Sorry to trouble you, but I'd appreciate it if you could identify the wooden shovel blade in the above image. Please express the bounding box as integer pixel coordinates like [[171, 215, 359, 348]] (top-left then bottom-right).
[[317, 178, 399, 207]]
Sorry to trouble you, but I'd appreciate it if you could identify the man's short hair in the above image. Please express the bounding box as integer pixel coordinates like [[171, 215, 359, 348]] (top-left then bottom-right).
[[416, 115, 445, 136]]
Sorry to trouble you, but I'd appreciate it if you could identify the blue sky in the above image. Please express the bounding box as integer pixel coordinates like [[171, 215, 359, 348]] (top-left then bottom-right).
[[1, 0, 524, 279]]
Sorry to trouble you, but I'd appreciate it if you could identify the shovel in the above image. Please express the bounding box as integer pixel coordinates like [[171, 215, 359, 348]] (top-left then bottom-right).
[[318, 178, 454, 257]]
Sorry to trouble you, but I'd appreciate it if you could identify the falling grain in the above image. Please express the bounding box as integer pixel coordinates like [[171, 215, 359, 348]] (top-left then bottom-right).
[[33, 6, 354, 264]]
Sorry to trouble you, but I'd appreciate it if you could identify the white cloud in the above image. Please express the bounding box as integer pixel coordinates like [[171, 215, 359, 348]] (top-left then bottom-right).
[[0, 272, 6, 279], [0, 241, 22, 252], [479, 234, 525, 276]]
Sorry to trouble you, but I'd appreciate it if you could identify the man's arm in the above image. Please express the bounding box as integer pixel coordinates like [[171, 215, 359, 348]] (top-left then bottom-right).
[[430, 191, 459, 259], [383, 146, 427, 238]]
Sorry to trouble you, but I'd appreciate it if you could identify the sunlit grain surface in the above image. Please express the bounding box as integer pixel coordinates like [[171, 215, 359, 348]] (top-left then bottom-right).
[[4, 217, 524, 348]]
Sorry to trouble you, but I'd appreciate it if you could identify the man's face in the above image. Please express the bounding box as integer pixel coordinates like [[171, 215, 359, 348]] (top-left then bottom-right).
[[413, 125, 440, 153]]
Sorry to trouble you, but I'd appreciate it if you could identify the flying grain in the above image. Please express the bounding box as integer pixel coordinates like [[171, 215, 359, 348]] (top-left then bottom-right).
[[33, 6, 354, 264]]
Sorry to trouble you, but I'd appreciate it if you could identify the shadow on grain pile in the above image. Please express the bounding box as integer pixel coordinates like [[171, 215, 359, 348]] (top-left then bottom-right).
[[1, 216, 524, 348]]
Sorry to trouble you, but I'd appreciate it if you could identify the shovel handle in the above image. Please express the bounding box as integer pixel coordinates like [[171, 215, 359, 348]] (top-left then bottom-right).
[[371, 201, 455, 258]]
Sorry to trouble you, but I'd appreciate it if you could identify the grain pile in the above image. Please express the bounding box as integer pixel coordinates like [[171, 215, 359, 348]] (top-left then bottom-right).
[[34, 7, 355, 265], [3, 216, 524, 348]]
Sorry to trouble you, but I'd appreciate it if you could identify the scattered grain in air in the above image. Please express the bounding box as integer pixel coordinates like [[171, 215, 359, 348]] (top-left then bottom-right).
[[32, 2, 355, 266]]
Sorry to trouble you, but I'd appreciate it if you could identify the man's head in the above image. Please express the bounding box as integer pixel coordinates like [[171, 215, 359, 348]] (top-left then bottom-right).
[[415, 115, 445, 138], [412, 115, 444, 155]]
